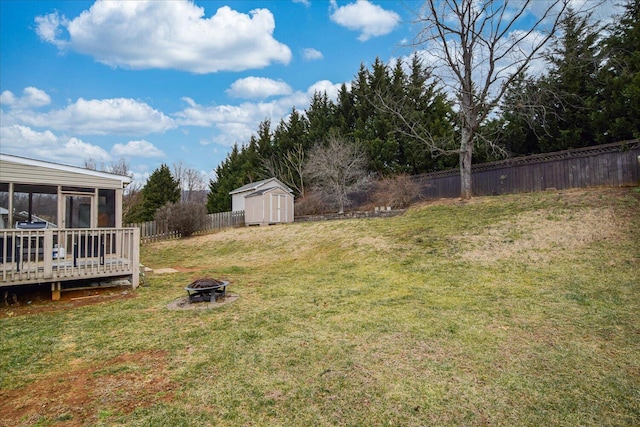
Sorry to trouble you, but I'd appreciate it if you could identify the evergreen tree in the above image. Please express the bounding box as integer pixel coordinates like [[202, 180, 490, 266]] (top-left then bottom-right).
[[403, 53, 456, 172], [254, 119, 274, 160], [139, 164, 180, 221], [352, 63, 374, 144], [334, 83, 356, 139], [495, 71, 546, 156], [596, 0, 640, 142], [306, 91, 337, 146], [272, 108, 309, 156], [538, 8, 602, 152], [206, 145, 245, 213], [366, 57, 399, 175]]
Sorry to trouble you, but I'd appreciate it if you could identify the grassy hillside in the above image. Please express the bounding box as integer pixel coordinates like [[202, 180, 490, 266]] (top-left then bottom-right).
[[1, 188, 639, 426]]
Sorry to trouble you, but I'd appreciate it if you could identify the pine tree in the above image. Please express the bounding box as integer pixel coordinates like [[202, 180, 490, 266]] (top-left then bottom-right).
[[139, 164, 180, 221], [206, 145, 245, 213], [538, 8, 601, 152], [306, 91, 337, 147], [403, 53, 456, 172], [496, 71, 546, 156], [272, 108, 309, 156], [334, 83, 356, 139], [596, 0, 640, 142]]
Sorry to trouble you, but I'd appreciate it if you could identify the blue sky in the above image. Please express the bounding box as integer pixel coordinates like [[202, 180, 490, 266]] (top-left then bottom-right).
[[0, 0, 418, 186], [0, 0, 620, 187]]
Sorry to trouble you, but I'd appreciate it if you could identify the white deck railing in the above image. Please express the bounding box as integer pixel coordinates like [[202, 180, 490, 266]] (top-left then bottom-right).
[[0, 228, 140, 287]]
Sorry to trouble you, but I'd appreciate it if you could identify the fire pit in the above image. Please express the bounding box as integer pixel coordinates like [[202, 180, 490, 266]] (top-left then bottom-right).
[[185, 278, 229, 303]]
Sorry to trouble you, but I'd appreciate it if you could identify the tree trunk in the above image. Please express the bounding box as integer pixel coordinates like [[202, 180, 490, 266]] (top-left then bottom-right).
[[459, 129, 473, 199]]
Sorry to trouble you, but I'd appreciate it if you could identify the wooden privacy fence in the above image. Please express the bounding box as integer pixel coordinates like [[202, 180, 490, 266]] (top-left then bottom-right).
[[413, 140, 640, 199], [128, 211, 244, 243]]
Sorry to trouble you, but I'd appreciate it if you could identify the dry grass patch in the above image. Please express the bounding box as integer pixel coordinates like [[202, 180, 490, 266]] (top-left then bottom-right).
[[458, 205, 623, 263], [2, 187, 638, 426]]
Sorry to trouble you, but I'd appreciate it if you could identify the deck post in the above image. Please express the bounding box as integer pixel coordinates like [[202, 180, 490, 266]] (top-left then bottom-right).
[[131, 228, 140, 289], [51, 282, 61, 301], [43, 230, 53, 278]]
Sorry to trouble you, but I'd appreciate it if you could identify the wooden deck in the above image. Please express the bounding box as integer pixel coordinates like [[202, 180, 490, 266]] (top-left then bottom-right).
[[0, 228, 140, 292]]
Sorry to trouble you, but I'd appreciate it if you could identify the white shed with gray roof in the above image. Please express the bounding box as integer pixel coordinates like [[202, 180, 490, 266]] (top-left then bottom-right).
[[229, 178, 294, 225]]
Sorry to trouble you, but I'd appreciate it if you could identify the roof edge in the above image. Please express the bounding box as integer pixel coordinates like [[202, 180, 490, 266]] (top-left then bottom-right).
[[0, 153, 132, 184], [229, 177, 293, 195]]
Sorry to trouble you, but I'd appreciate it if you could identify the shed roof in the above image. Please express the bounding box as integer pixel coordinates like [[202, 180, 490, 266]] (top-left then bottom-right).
[[229, 177, 292, 195], [245, 186, 291, 198], [0, 153, 132, 188]]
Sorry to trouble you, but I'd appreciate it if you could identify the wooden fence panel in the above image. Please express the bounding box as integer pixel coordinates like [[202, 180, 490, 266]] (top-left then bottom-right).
[[415, 140, 640, 199], [128, 211, 244, 243]]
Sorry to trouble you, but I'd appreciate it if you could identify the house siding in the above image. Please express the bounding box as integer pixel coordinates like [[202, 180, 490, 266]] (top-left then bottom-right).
[[245, 194, 264, 225], [0, 154, 138, 294], [232, 193, 247, 212]]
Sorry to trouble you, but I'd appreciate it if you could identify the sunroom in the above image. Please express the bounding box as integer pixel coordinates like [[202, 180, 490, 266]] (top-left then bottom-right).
[[0, 153, 140, 300]]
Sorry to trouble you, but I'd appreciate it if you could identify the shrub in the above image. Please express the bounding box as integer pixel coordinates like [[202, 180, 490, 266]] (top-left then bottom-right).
[[155, 201, 207, 238], [294, 192, 327, 216], [372, 174, 421, 209]]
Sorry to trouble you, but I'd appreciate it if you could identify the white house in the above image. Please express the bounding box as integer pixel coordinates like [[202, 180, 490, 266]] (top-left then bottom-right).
[[0, 153, 140, 299], [229, 178, 294, 226]]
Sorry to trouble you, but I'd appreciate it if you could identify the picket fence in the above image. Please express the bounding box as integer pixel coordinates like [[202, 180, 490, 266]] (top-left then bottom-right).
[[128, 210, 244, 243]]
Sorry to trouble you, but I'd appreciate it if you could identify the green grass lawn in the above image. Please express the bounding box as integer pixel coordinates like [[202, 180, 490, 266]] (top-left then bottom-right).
[[1, 188, 639, 426]]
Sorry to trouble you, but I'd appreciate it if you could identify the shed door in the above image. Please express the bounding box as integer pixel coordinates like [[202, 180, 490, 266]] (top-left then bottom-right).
[[271, 194, 286, 223]]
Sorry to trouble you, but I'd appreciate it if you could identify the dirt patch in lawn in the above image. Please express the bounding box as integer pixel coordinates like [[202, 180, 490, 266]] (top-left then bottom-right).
[[0, 350, 175, 427], [0, 287, 136, 319]]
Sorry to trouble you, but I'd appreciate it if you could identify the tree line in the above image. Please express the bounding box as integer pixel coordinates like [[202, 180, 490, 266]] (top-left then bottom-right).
[[119, 1, 638, 221], [206, 1, 639, 212]]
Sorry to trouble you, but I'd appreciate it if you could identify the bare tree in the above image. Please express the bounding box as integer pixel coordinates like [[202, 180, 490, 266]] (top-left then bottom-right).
[[109, 157, 132, 177], [304, 136, 370, 214], [84, 157, 131, 176], [407, 0, 568, 199], [172, 161, 206, 202], [172, 161, 184, 196], [182, 168, 206, 202], [83, 157, 107, 171], [262, 143, 306, 197], [84, 158, 97, 171], [122, 181, 143, 224]]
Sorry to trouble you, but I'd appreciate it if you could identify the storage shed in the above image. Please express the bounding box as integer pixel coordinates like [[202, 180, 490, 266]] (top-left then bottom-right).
[[229, 178, 294, 226]]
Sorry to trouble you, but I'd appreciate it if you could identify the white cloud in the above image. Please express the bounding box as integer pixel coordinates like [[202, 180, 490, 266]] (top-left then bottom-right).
[[293, 0, 311, 6], [307, 80, 344, 100], [175, 100, 285, 146], [9, 97, 175, 135], [330, 0, 400, 41], [112, 140, 166, 158], [0, 124, 110, 166], [175, 80, 340, 146], [0, 91, 16, 105], [226, 77, 293, 99], [35, 1, 292, 73], [0, 87, 51, 109], [34, 12, 68, 49], [302, 48, 324, 61]]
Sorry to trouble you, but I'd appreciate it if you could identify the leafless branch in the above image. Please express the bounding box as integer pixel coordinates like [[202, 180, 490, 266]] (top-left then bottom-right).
[[304, 135, 371, 214]]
